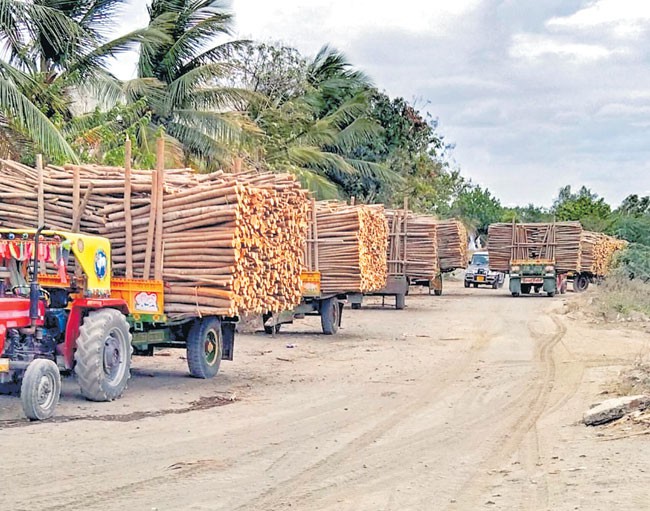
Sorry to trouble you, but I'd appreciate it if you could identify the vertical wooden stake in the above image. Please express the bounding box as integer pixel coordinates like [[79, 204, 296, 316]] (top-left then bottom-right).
[[36, 154, 44, 228], [72, 166, 80, 232], [124, 138, 133, 278], [154, 136, 165, 281], [143, 161, 158, 280], [312, 198, 319, 271]]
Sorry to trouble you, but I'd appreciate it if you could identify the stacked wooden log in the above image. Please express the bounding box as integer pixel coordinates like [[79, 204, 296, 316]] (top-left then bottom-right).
[[487, 222, 584, 272], [436, 219, 468, 271], [580, 231, 628, 276], [405, 214, 439, 280], [0, 157, 310, 318], [305, 202, 388, 294]]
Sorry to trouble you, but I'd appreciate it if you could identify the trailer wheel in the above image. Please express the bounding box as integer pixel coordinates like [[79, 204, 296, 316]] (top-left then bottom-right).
[[573, 274, 589, 293], [321, 298, 340, 335], [75, 308, 132, 401], [351, 303, 362, 310], [511, 292, 520, 297], [187, 317, 223, 378], [395, 294, 406, 309], [21, 359, 61, 420], [262, 313, 281, 334]]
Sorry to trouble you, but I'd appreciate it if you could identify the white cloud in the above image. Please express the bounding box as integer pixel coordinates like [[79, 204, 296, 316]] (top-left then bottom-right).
[[547, 0, 650, 37], [509, 33, 612, 61]]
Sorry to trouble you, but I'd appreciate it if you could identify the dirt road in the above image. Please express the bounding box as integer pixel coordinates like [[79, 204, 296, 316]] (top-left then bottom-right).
[[1, 281, 649, 510]]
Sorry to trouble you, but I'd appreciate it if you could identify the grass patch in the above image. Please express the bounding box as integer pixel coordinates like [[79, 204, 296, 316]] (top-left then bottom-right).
[[592, 271, 650, 321]]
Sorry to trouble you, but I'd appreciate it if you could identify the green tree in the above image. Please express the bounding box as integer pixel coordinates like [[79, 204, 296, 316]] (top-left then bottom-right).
[[552, 185, 612, 231], [127, 0, 256, 166], [451, 185, 502, 237], [0, 0, 168, 161]]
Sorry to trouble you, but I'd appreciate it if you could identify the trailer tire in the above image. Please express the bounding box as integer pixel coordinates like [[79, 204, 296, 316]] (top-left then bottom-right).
[[321, 298, 339, 335], [262, 313, 281, 334], [573, 274, 589, 293], [351, 303, 361, 310], [21, 359, 61, 420], [511, 292, 520, 297], [75, 308, 132, 402], [187, 317, 223, 379], [395, 294, 406, 310]]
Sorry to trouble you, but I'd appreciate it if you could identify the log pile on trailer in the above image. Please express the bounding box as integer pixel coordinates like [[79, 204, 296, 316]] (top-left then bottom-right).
[[0, 153, 310, 319], [488, 222, 585, 272], [304, 202, 388, 294], [405, 215, 439, 281], [436, 219, 468, 271], [579, 231, 628, 276]]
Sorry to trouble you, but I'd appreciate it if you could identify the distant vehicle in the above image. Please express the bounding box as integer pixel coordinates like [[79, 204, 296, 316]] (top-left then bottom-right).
[[464, 251, 504, 289]]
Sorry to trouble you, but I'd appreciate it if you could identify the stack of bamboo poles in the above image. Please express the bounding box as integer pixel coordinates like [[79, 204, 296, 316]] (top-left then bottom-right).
[[405, 214, 439, 280], [580, 231, 627, 276], [436, 219, 468, 271], [0, 149, 310, 318], [304, 202, 388, 294], [487, 222, 583, 272]]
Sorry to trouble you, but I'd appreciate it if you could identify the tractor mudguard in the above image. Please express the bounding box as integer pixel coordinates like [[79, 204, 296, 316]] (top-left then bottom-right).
[[62, 298, 129, 369]]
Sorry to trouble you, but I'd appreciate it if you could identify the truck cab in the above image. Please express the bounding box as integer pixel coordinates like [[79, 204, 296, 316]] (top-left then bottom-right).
[[509, 259, 566, 297], [464, 251, 504, 289]]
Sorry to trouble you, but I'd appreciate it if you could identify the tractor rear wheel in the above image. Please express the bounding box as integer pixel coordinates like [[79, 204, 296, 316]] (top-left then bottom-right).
[[21, 359, 61, 420], [75, 308, 132, 402], [187, 317, 223, 379]]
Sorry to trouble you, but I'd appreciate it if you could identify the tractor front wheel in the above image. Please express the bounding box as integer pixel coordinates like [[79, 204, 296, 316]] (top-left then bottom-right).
[[75, 308, 133, 401], [187, 317, 223, 379], [21, 359, 61, 420]]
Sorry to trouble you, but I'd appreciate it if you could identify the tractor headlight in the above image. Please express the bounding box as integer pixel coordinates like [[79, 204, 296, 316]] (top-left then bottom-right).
[[511, 265, 520, 272], [544, 265, 554, 272]]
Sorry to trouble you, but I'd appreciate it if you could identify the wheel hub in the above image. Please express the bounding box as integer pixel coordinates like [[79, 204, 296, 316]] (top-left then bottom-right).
[[37, 373, 55, 408], [204, 331, 218, 366], [103, 334, 122, 381]]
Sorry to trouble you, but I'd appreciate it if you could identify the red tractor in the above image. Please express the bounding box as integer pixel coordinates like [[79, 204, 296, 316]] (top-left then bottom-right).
[[0, 227, 132, 419], [0, 226, 237, 421]]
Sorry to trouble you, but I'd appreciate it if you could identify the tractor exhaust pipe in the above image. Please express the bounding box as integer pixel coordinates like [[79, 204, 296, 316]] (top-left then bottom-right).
[[30, 225, 48, 323]]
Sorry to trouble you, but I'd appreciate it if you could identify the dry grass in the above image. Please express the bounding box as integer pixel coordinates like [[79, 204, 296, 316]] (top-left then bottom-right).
[[591, 272, 650, 321]]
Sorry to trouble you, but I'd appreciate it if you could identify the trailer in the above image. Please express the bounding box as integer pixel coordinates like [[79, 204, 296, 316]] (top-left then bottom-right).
[[0, 228, 236, 420], [263, 271, 361, 335]]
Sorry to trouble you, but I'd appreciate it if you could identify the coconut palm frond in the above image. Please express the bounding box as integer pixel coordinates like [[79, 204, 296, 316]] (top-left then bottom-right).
[[0, 75, 77, 160]]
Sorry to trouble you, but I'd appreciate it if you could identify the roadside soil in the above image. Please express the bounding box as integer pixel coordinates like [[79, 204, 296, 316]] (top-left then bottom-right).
[[1, 280, 649, 510]]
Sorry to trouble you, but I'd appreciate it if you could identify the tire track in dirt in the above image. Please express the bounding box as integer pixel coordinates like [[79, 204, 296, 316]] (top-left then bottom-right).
[[233, 320, 502, 511], [446, 312, 567, 511]]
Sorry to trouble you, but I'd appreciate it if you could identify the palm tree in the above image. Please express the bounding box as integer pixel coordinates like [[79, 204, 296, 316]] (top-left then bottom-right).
[[130, 0, 256, 166], [248, 45, 400, 198], [0, 0, 168, 161]]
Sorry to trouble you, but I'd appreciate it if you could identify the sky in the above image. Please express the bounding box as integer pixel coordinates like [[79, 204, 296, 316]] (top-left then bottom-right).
[[117, 0, 650, 208]]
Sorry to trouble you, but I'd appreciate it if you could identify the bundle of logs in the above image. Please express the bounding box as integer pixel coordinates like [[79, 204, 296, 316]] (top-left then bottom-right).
[[580, 231, 628, 275], [436, 219, 468, 271], [0, 148, 310, 319], [405, 215, 439, 281], [304, 201, 388, 294], [487, 222, 626, 274]]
